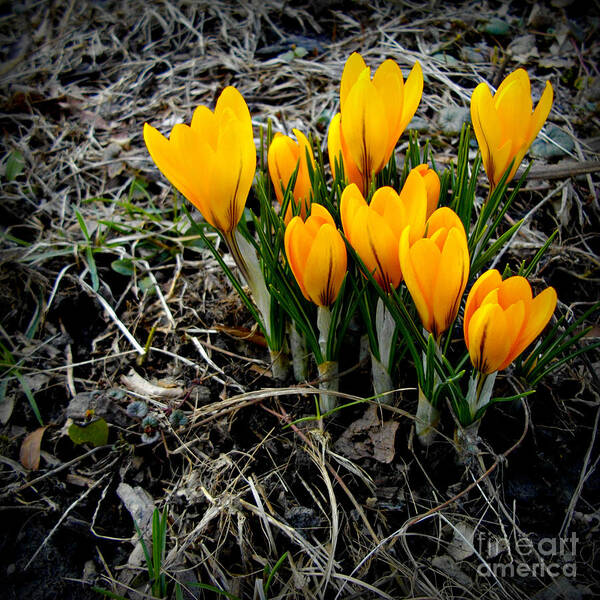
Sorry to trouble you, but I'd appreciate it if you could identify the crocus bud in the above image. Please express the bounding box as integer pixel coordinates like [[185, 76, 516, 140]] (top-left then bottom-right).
[[144, 87, 256, 234], [400, 207, 469, 338], [284, 204, 347, 307], [268, 129, 315, 223], [464, 269, 557, 374], [413, 164, 441, 219], [470, 69, 553, 188]]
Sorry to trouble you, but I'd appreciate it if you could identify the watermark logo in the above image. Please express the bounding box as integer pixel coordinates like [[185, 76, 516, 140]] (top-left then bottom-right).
[[476, 532, 578, 578]]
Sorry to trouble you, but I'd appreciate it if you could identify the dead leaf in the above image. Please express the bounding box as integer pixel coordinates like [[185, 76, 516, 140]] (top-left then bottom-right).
[[0, 387, 15, 424], [334, 405, 399, 463], [213, 324, 268, 348], [431, 555, 473, 586], [116, 483, 156, 571], [116, 482, 155, 537], [249, 364, 272, 377], [447, 521, 476, 561], [120, 369, 185, 400], [20, 426, 49, 470]]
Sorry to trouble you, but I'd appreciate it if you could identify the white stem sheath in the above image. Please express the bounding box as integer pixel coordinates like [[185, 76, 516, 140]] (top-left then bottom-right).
[[289, 324, 309, 382], [317, 360, 339, 413], [415, 386, 441, 446], [371, 352, 393, 399]]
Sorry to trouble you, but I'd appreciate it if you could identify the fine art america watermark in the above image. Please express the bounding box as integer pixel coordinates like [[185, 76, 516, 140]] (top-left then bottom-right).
[[476, 533, 578, 578]]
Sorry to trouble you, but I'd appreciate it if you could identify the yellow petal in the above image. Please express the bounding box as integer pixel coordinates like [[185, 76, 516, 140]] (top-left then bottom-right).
[[216, 88, 256, 185], [400, 231, 436, 332], [284, 216, 312, 300], [143, 123, 197, 207], [409, 238, 440, 310], [210, 115, 252, 232], [526, 80, 553, 148], [495, 300, 527, 371], [398, 170, 428, 243], [291, 128, 315, 212], [414, 164, 441, 219], [327, 113, 344, 178], [341, 74, 388, 177], [491, 139, 515, 187], [495, 68, 530, 100], [303, 224, 347, 306], [370, 209, 402, 289], [340, 52, 368, 111], [268, 133, 299, 205], [350, 207, 399, 290], [398, 61, 423, 133], [167, 123, 215, 223], [340, 183, 367, 245], [308, 203, 336, 227], [372, 59, 405, 161], [495, 77, 530, 152], [467, 303, 511, 374], [498, 275, 532, 308], [432, 228, 469, 336], [399, 227, 432, 331], [501, 286, 557, 369], [426, 206, 467, 249], [370, 186, 401, 232], [471, 83, 501, 184], [327, 113, 364, 191], [215, 86, 253, 137], [464, 269, 502, 343], [191, 105, 218, 149]]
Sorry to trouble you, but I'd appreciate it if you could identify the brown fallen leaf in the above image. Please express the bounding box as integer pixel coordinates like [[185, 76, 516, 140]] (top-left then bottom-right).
[[334, 405, 399, 464], [120, 369, 185, 400], [213, 324, 268, 348], [20, 426, 49, 471]]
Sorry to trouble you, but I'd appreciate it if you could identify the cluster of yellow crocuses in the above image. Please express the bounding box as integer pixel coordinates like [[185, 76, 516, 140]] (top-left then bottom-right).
[[143, 51, 557, 436]]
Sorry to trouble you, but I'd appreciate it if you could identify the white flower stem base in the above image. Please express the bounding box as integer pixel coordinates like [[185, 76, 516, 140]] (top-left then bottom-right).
[[316, 306, 337, 413], [454, 419, 481, 464], [370, 352, 393, 400], [269, 347, 290, 382], [416, 386, 441, 446], [289, 324, 309, 382], [317, 360, 339, 414]]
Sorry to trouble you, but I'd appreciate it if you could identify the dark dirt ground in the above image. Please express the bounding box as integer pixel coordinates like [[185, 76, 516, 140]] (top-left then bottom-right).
[[1, 1, 599, 599]]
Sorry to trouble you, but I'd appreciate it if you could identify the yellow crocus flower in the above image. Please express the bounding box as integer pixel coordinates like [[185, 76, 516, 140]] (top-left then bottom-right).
[[267, 129, 315, 224], [464, 269, 557, 374], [143, 86, 256, 234], [413, 163, 441, 219], [340, 170, 428, 292], [284, 204, 347, 307], [328, 52, 423, 195], [399, 207, 469, 338], [470, 69, 553, 189]]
